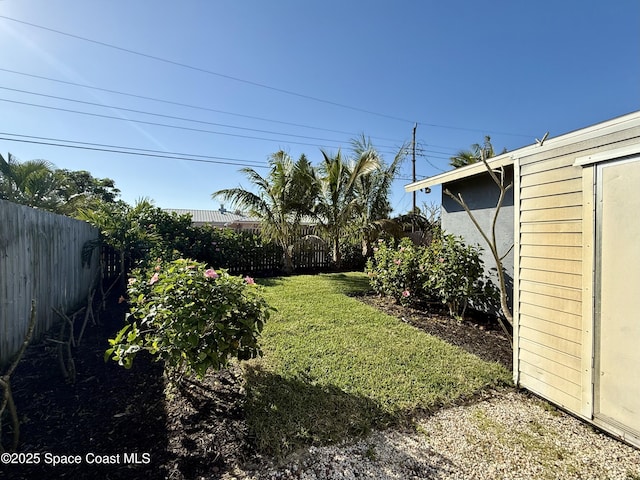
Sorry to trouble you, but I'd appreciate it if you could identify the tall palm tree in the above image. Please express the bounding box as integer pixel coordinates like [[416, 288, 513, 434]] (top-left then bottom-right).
[[449, 135, 500, 168], [0, 153, 61, 211], [350, 136, 407, 257], [312, 147, 380, 268], [212, 151, 314, 274]]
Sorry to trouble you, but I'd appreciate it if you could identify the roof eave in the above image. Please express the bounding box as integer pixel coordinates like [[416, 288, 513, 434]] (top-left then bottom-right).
[[404, 154, 515, 192]]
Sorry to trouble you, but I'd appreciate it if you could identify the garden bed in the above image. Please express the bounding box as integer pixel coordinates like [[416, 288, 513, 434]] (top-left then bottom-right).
[[2, 278, 511, 479]]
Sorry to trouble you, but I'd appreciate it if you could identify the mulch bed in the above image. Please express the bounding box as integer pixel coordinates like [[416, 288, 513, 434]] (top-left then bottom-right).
[[0, 291, 511, 479]]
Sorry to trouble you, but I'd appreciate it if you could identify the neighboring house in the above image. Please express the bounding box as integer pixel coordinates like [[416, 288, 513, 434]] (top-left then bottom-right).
[[406, 110, 640, 448], [164, 207, 261, 231]]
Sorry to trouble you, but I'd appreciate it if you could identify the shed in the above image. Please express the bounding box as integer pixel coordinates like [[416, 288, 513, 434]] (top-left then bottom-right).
[[406, 111, 640, 448]]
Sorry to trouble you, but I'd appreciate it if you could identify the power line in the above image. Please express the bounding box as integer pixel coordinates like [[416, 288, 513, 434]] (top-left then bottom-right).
[[0, 85, 383, 147], [0, 16, 534, 139], [1, 97, 409, 156], [0, 15, 416, 124], [0, 67, 407, 144], [0, 18, 537, 139], [0, 97, 351, 151], [0, 133, 271, 168]]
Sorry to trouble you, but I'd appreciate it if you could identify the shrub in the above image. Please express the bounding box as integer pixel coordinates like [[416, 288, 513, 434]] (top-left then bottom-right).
[[106, 258, 272, 381], [366, 234, 497, 318], [422, 234, 497, 319], [366, 237, 426, 304]]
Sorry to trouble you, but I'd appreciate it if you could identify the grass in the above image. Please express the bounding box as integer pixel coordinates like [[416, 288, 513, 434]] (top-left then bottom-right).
[[244, 272, 512, 457]]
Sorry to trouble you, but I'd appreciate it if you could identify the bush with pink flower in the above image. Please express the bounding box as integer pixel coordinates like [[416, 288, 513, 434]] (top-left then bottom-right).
[[366, 233, 497, 318], [365, 237, 426, 305], [106, 258, 272, 382]]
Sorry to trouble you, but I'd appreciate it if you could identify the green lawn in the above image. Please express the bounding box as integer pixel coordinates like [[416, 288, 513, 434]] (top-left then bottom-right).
[[244, 272, 511, 457]]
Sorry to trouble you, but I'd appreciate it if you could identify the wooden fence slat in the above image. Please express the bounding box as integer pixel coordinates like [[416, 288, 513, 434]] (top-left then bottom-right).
[[0, 200, 99, 366]]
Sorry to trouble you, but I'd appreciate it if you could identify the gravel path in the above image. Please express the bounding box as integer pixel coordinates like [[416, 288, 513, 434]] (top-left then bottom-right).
[[228, 389, 640, 480]]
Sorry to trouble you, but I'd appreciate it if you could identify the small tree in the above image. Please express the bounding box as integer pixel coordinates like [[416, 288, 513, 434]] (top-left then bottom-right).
[[443, 152, 514, 340]]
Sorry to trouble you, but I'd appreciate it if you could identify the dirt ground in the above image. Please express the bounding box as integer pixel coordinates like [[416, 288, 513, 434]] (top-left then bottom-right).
[[0, 292, 511, 480]]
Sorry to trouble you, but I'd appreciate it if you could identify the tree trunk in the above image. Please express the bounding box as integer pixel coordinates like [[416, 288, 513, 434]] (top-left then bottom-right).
[[282, 244, 293, 275], [332, 237, 341, 269]]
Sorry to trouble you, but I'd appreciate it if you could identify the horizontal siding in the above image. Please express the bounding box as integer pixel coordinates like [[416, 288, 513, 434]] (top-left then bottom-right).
[[519, 338, 581, 372], [520, 191, 582, 211], [517, 147, 584, 412], [519, 371, 582, 413], [520, 221, 581, 234], [520, 291, 582, 317], [520, 178, 582, 200], [519, 269, 582, 289], [519, 325, 581, 357], [520, 352, 581, 388], [520, 280, 582, 302], [521, 232, 582, 246], [520, 165, 582, 188], [520, 256, 582, 275], [520, 245, 581, 261], [520, 312, 581, 340], [520, 206, 582, 223]]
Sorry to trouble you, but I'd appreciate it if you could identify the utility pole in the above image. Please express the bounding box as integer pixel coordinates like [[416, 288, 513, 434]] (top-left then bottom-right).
[[412, 123, 417, 232]]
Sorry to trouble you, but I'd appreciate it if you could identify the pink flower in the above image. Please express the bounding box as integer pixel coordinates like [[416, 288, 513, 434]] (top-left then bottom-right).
[[149, 273, 159, 285], [402, 290, 410, 298], [244, 276, 255, 285], [128, 278, 136, 286], [204, 268, 219, 279], [438, 257, 445, 263], [394, 259, 402, 265], [154, 264, 161, 271]]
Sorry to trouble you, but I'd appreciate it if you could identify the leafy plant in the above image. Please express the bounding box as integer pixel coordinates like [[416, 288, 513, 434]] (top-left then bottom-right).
[[366, 237, 426, 304], [106, 258, 272, 382], [366, 234, 496, 317], [423, 234, 496, 319]]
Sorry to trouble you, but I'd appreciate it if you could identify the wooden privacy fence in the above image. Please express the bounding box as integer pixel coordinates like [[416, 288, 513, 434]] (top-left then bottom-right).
[[221, 236, 331, 276], [0, 200, 99, 367]]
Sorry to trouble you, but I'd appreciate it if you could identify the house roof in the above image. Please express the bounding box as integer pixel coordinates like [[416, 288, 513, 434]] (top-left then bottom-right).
[[404, 153, 515, 192], [163, 208, 259, 224], [405, 110, 640, 192]]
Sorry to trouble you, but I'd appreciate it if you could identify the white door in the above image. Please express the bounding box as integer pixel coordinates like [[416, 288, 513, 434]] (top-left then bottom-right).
[[595, 156, 640, 436]]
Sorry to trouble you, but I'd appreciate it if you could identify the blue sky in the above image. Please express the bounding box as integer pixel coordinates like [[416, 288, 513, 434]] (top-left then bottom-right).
[[1, 1, 638, 214]]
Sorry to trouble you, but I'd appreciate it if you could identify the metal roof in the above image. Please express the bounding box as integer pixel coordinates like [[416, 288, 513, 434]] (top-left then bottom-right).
[[163, 209, 259, 224]]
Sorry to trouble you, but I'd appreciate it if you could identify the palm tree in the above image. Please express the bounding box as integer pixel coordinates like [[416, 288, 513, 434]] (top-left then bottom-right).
[[449, 135, 501, 168], [350, 136, 407, 257], [0, 152, 61, 211], [212, 151, 313, 274], [312, 147, 380, 268]]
